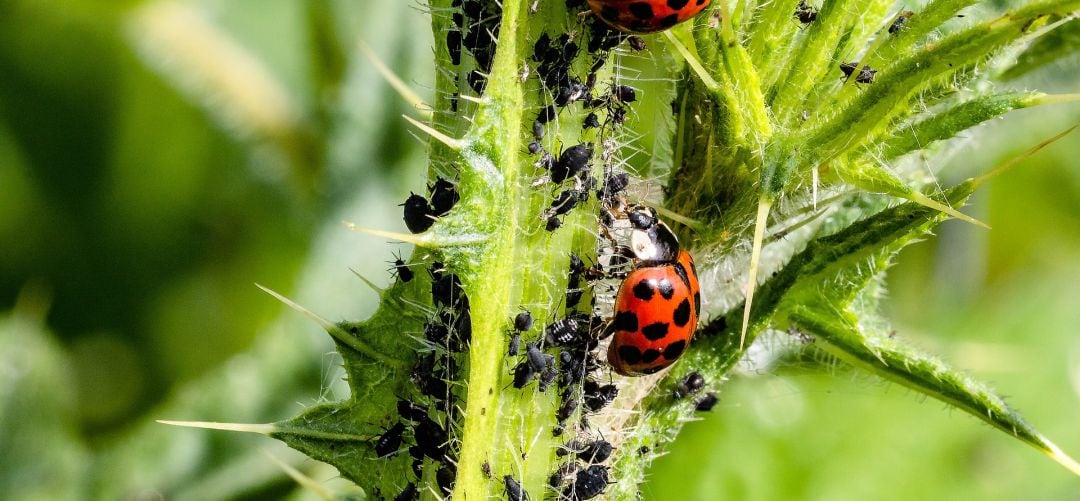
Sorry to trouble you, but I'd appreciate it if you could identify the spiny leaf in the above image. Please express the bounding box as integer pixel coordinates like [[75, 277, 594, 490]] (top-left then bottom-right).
[[878, 91, 1047, 160], [805, 0, 1079, 165], [790, 307, 1080, 476], [1000, 16, 1080, 80]]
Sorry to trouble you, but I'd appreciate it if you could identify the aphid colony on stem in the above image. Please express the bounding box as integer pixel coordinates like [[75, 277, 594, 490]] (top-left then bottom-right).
[[377, 1, 712, 496]]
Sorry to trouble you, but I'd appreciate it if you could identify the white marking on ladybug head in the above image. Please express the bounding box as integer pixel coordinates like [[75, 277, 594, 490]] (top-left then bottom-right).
[[631, 229, 659, 261]]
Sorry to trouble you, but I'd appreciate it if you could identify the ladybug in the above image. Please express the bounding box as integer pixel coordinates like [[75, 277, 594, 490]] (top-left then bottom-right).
[[607, 207, 700, 376], [587, 0, 712, 34]]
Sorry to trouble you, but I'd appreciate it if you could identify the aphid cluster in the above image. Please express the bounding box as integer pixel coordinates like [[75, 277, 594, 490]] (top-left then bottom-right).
[[447, 0, 503, 100], [524, 4, 658, 233], [550, 437, 615, 499], [372, 257, 474, 496], [401, 176, 460, 234]]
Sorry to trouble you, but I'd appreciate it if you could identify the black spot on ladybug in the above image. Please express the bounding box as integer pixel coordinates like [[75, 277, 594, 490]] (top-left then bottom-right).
[[694, 291, 701, 317], [617, 345, 642, 364], [632, 280, 655, 301], [640, 348, 661, 363], [672, 299, 691, 327], [613, 310, 638, 332], [628, 2, 654, 19], [660, 14, 679, 27], [668, 0, 689, 9], [657, 278, 675, 300], [641, 322, 669, 341], [663, 340, 686, 360]]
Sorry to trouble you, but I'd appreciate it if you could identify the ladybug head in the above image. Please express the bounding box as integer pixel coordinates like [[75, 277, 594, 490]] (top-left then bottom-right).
[[626, 206, 680, 263]]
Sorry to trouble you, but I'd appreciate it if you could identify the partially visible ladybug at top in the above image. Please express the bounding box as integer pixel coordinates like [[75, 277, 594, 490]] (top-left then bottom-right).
[[607, 205, 701, 376], [587, 0, 712, 33]]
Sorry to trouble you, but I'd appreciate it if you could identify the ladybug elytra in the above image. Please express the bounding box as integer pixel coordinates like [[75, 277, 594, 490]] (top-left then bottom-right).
[[587, 0, 712, 34], [607, 207, 700, 376]]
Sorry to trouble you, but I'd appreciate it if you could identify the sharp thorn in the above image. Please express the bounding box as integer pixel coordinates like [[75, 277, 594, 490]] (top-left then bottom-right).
[[402, 114, 462, 150], [740, 198, 772, 350], [157, 420, 276, 435], [349, 268, 385, 294], [974, 124, 1077, 188], [255, 283, 337, 331], [358, 39, 431, 117], [344, 221, 433, 247], [260, 448, 337, 500]]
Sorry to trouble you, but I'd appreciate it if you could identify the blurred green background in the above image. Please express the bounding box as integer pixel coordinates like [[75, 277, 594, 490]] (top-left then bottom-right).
[[0, 0, 1077, 499]]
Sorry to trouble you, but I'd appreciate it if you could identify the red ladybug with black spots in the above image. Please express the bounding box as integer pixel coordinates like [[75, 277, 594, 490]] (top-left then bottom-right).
[[607, 207, 701, 376], [587, 0, 712, 34]]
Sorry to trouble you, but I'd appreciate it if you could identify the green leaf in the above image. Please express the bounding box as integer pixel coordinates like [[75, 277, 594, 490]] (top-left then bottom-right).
[[0, 308, 89, 501]]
